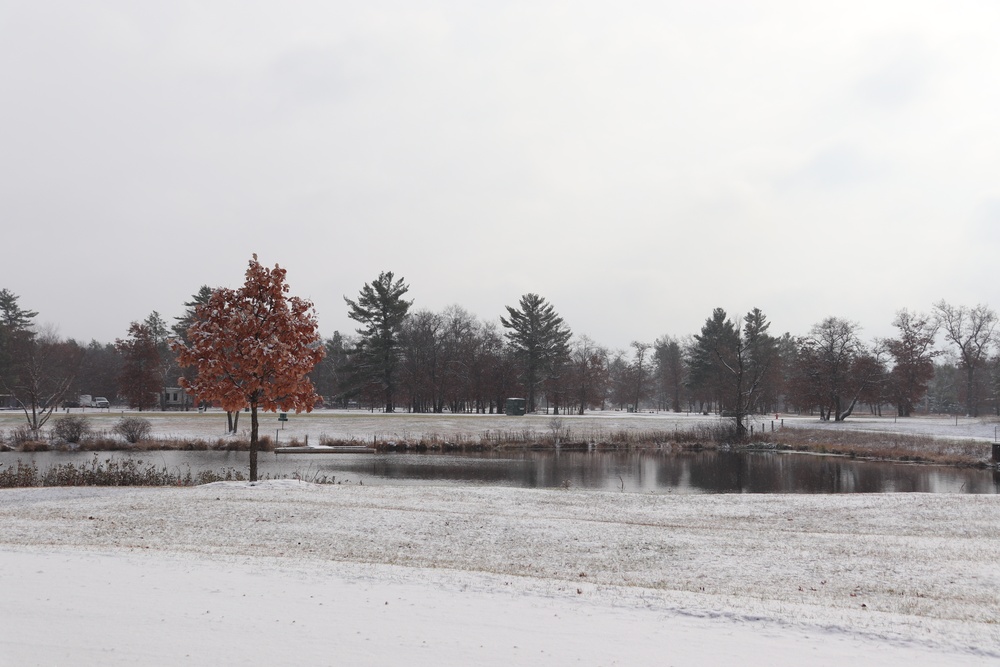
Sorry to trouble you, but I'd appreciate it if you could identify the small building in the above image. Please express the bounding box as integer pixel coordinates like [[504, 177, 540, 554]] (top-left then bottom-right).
[[163, 387, 192, 410], [504, 398, 527, 416]]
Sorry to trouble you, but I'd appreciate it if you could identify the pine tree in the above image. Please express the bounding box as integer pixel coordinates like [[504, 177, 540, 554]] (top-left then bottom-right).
[[344, 271, 412, 413], [0, 289, 38, 331], [172, 286, 215, 341], [689, 308, 777, 437], [0, 289, 39, 393], [500, 293, 572, 413]]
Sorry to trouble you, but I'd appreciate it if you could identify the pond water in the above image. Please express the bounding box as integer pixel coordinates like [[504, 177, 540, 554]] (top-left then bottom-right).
[[3, 449, 998, 494]]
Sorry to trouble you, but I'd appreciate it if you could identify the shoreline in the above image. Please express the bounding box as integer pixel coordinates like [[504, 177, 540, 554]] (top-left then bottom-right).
[[2, 410, 997, 470]]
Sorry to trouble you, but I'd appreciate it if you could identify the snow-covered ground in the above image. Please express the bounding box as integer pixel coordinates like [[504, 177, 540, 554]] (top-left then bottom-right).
[[5, 408, 999, 445], [2, 482, 998, 665], [2, 408, 726, 444]]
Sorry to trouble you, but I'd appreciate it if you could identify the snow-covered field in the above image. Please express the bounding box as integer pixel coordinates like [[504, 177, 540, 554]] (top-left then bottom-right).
[[2, 482, 998, 665], [5, 408, 999, 445], [3, 408, 726, 444]]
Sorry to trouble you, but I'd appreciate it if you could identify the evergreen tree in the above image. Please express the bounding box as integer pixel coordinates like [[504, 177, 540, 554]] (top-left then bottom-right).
[[500, 293, 571, 413], [0, 289, 38, 331], [689, 307, 777, 437], [344, 271, 413, 412], [0, 289, 38, 394], [688, 308, 738, 412], [173, 286, 215, 341]]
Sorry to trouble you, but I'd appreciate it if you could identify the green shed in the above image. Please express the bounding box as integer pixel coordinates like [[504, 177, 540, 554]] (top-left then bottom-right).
[[504, 398, 527, 416]]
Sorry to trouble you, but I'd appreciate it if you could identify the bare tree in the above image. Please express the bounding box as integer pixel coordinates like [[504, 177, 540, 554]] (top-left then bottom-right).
[[606, 348, 631, 410], [796, 317, 882, 422], [115, 322, 162, 411], [886, 309, 939, 417], [440, 305, 481, 413], [630, 341, 652, 411], [3, 327, 84, 437], [654, 335, 686, 412], [568, 335, 608, 415], [400, 309, 443, 412], [468, 320, 506, 414], [933, 301, 996, 416]]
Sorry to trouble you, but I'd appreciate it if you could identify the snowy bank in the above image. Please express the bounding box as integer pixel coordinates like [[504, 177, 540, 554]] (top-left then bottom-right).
[[1, 483, 998, 665]]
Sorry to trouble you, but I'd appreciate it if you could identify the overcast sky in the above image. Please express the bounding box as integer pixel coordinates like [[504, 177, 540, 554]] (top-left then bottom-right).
[[3, 1, 999, 351]]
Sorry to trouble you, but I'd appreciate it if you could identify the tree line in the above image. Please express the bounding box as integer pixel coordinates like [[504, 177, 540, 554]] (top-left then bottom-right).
[[3, 273, 999, 438]]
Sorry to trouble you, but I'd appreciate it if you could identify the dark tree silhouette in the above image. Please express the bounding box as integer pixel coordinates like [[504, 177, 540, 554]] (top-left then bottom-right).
[[796, 317, 883, 422], [690, 308, 777, 437], [886, 309, 939, 417], [115, 322, 162, 411], [500, 293, 572, 413], [933, 301, 995, 417], [344, 271, 412, 413]]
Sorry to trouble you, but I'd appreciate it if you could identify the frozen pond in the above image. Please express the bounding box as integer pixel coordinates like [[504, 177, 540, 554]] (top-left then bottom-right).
[[2, 449, 997, 494]]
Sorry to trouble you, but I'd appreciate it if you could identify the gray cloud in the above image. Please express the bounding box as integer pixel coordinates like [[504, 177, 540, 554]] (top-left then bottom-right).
[[2, 1, 999, 348]]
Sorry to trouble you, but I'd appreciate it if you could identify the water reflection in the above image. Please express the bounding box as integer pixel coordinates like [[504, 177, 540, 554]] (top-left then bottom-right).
[[4, 449, 996, 494]]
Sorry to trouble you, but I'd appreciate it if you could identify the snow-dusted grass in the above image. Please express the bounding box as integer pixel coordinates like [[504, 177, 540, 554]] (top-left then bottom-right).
[[1, 483, 998, 665], [5, 410, 997, 468], [1, 408, 728, 445]]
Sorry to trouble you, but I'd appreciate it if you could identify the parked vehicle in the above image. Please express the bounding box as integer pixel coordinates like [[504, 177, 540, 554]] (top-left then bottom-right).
[[78, 395, 111, 409]]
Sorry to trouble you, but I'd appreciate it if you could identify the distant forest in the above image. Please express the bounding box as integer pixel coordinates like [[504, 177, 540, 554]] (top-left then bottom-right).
[[2, 278, 997, 429]]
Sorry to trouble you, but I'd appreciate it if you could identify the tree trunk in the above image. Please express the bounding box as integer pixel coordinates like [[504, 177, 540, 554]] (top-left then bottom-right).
[[249, 400, 259, 482], [966, 365, 977, 417], [837, 397, 859, 422], [226, 410, 241, 434]]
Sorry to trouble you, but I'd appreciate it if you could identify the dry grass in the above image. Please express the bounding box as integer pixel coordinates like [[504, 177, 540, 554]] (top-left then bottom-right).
[[757, 427, 992, 467], [9, 433, 277, 453], [363, 423, 735, 452], [4, 417, 995, 468], [0, 454, 250, 488]]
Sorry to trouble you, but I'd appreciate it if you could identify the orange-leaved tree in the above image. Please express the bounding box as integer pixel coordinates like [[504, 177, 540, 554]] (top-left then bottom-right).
[[171, 255, 325, 480]]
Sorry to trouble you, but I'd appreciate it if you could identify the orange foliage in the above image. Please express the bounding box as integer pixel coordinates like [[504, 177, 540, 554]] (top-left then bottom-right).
[[171, 255, 325, 415]]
